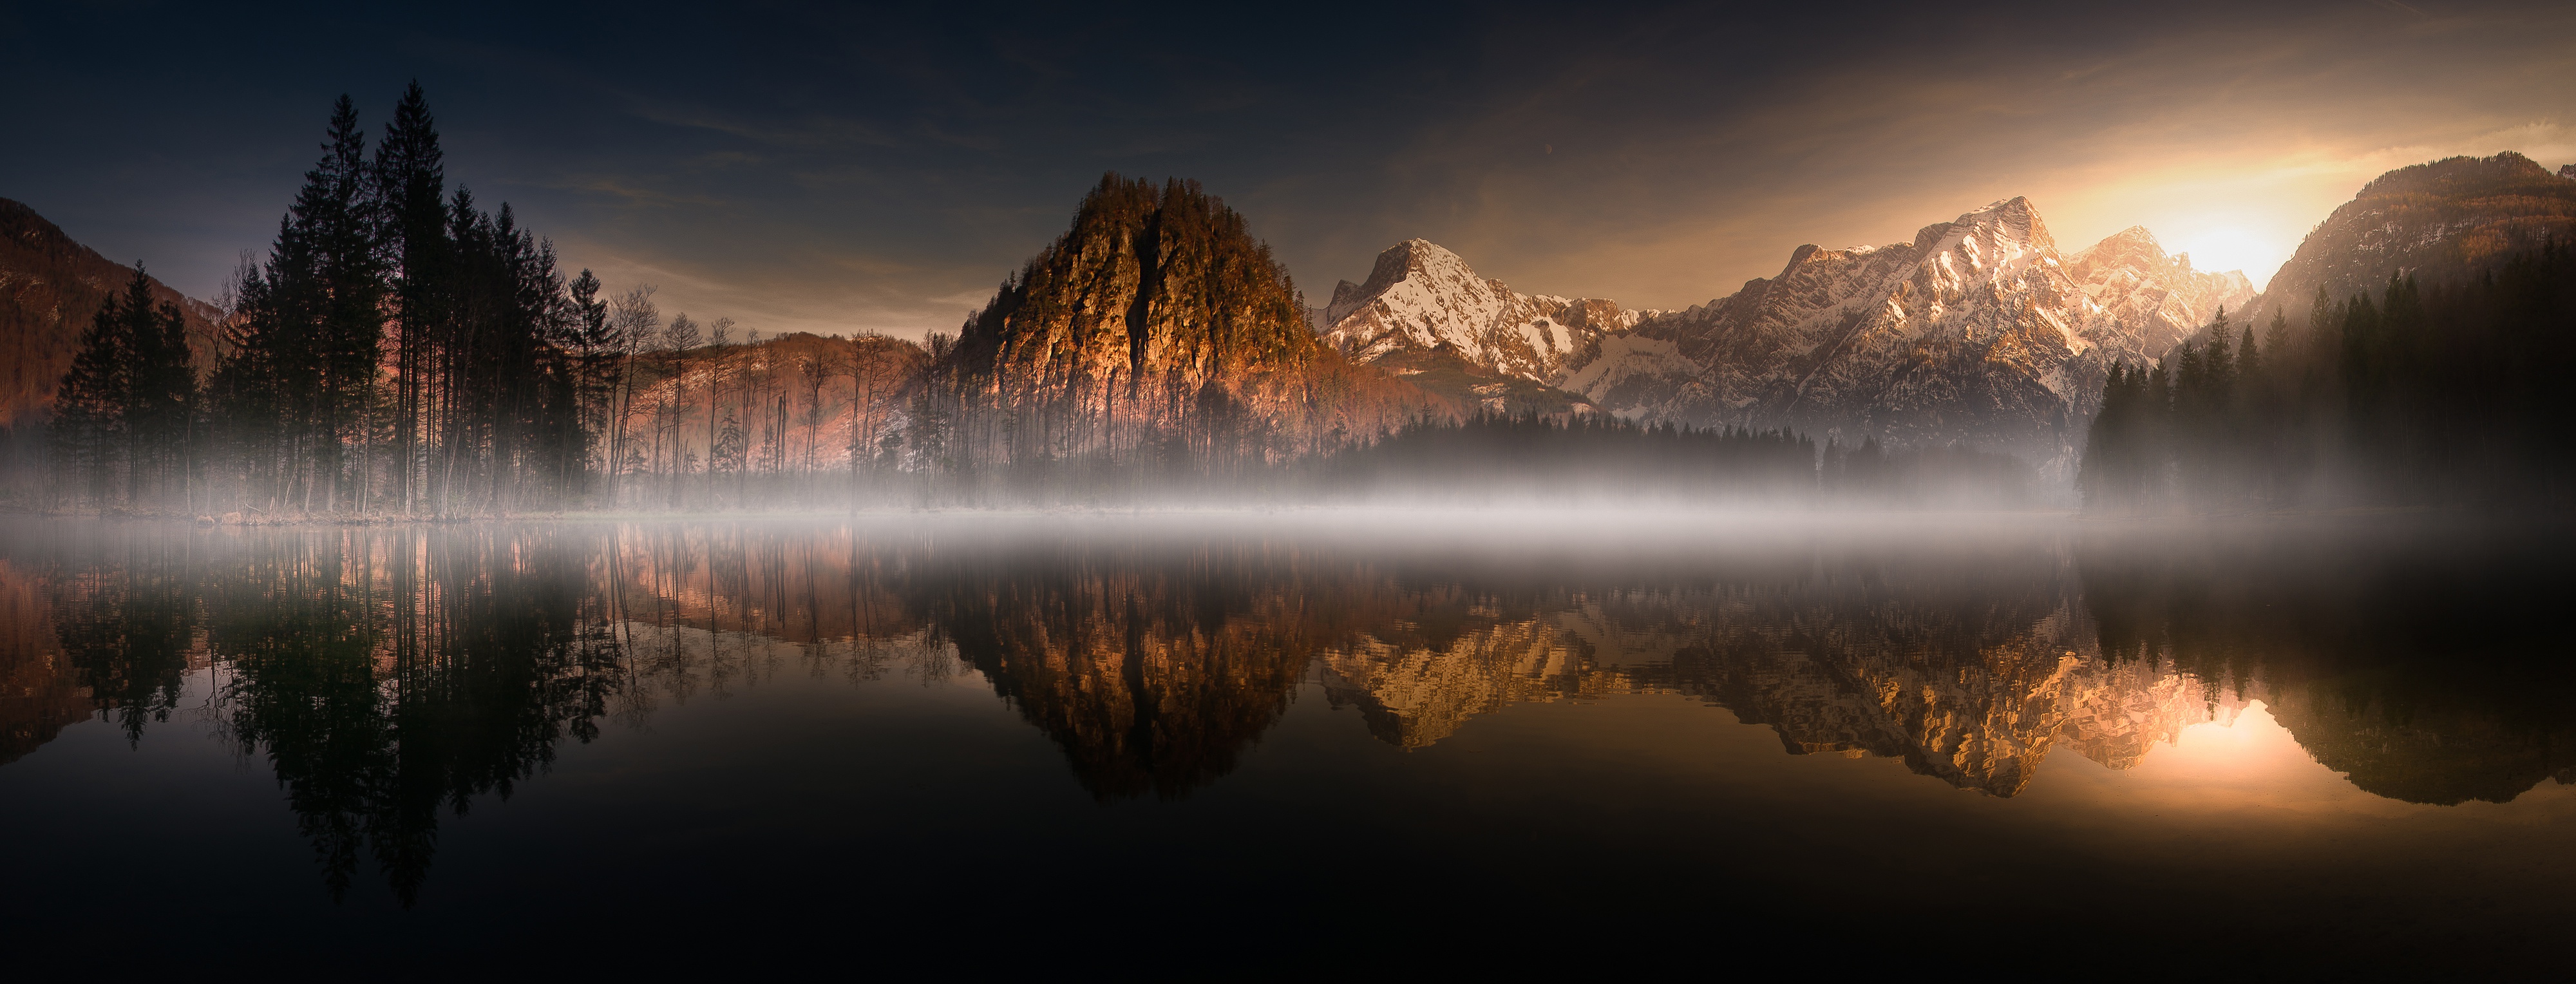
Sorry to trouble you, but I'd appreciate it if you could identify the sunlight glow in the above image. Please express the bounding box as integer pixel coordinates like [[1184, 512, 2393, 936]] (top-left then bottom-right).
[[2162, 227, 2287, 288]]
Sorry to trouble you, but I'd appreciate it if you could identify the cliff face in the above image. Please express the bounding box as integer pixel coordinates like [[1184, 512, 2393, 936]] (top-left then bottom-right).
[[949, 175, 1439, 460], [2242, 151, 2576, 327], [0, 197, 222, 427]]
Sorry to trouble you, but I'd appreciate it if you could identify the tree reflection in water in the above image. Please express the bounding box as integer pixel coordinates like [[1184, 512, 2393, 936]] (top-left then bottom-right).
[[2, 516, 2570, 901]]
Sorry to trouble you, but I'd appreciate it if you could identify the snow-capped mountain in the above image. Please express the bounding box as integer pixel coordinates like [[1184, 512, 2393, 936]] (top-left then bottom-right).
[[2065, 226, 2257, 358], [1567, 200, 2249, 472], [1316, 203, 2250, 473], [1316, 239, 1655, 383]]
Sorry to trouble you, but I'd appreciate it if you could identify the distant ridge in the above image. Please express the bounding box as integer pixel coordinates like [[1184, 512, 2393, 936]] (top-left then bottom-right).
[[1320, 202, 2251, 474], [0, 197, 220, 427], [2240, 151, 2576, 328]]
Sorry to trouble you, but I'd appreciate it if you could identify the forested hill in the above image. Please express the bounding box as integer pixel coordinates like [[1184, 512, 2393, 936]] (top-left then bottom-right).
[[934, 175, 1446, 469], [2239, 152, 2576, 330], [0, 198, 220, 427], [2076, 153, 2576, 513]]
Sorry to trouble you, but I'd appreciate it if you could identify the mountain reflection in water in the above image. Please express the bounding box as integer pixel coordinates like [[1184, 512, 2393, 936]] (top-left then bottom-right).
[[0, 514, 2570, 971]]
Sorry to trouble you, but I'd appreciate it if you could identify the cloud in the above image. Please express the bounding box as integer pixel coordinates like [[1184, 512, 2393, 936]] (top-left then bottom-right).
[[12, 1, 2571, 326], [1298, 2, 2576, 306]]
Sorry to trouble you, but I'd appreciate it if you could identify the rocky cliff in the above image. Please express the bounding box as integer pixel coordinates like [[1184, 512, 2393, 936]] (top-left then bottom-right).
[[947, 175, 1439, 461]]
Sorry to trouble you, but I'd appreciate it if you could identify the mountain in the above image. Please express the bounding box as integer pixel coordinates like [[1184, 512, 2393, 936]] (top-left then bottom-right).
[[1321, 203, 2249, 471], [1314, 240, 1654, 413], [2065, 225, 2257, 357], [1572, 199, 2253, 471], [0, 197, 220, 428], [2240, 151, 2576, 328], [945, 175, 1440, 460]]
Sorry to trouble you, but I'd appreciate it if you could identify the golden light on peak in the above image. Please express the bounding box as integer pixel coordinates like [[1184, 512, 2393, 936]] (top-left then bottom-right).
[[2164, 226, 2287, 287]]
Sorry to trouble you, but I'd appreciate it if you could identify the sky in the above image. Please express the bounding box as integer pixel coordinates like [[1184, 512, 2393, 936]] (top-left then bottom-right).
[[4, 0, 2572, 339]]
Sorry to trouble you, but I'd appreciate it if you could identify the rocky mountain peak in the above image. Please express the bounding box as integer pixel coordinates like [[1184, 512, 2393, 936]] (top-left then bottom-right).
[[1314, 237, 1651, 385], [947, 174, 1438, 459], [2066, 224, 2254, 354], [1540, 195, 2255, 476], [2076, 226, 2169, 266], [1324, 238, 1497, 327], [1909, 196, 2058, 283]]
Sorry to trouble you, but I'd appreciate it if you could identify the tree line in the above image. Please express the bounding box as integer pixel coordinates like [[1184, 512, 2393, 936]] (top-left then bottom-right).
[[46, 97, 2058, 516], [2079, 241, 2576, 512], [45, 86, 945, 517]]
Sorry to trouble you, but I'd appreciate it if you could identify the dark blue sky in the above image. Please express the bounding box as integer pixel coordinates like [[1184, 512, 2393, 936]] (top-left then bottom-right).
[[5, 1, 2571, 337]]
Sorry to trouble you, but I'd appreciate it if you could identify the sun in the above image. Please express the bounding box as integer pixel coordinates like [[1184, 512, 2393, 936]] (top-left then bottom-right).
[[2164, 227, 2287, 287]]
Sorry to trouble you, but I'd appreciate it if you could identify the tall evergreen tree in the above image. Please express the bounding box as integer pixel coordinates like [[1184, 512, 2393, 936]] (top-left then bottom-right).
[[52, 267, 194, 511], [376, 81, 448, 514], [213, 95, 384, 513]]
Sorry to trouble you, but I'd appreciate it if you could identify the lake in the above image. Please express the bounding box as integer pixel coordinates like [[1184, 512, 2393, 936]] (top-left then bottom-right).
[[1, 512, 2569, 976]]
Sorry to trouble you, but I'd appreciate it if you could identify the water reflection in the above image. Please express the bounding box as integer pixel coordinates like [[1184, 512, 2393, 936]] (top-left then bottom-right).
[[2, 515, 2570, 900]]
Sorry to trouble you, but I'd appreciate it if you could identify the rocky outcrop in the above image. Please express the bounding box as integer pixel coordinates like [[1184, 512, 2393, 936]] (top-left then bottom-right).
[[947, 175, 1441, 461]]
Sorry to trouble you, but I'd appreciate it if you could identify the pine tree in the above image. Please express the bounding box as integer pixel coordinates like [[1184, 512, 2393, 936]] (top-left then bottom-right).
[[125, 271, 195, 509], [377, 81, 447, 514], [566, 269, 613, 483], [2262, 310, 2289, 377], [53, 275, 137, 506], [307, 96, 386, 513], [53, 267, 194, 510]]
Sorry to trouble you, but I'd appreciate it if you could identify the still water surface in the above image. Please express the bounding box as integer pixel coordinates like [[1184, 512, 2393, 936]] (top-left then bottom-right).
[[1, 513, 2570, 974]]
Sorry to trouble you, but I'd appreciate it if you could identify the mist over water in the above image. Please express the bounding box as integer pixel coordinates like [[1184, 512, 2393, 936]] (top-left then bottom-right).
[[1, 512, 2570, 974]]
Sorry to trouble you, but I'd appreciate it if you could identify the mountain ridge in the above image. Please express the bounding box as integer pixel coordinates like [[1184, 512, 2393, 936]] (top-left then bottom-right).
[[1318, 198, 2253, 473], [0, 197, 221, 428], [2239, 151, 2576, 330], [1316, 238, 1656, 384]]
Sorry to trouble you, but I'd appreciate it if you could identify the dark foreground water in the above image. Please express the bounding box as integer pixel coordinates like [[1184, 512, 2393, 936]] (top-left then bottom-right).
[[1, 512, 2570, 976]]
